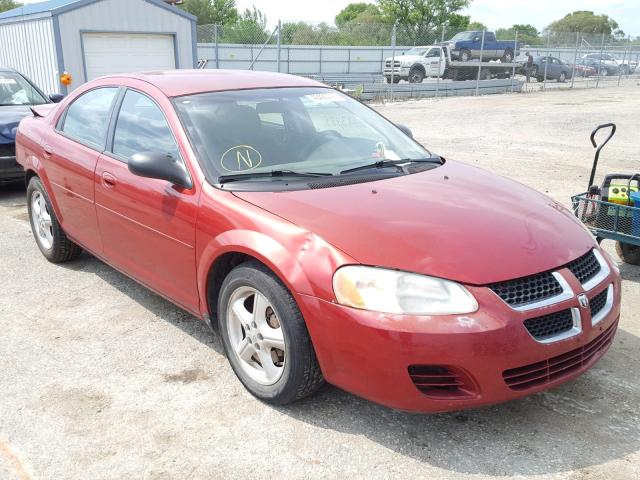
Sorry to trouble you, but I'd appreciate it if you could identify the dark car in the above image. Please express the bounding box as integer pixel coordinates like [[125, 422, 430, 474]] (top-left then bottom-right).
[[0, 67, 61, 183], [570, 59, 598, 77], [528, 56, 573, 82]]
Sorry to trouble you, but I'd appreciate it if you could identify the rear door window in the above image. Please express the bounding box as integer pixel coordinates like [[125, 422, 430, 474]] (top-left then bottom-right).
[[61, 87, 118, 149]]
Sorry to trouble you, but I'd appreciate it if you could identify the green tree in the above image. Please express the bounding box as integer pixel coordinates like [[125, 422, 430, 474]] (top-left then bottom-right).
[[467, 21, 486, 30], [378, 0, 471, 44], [496, 24, 540, 45], [546, 11, 619, 35], [0, 0, 22, 13], [221, 6, 269, 44], [335, 3, 382, 27], [179, 0, 239, 25]]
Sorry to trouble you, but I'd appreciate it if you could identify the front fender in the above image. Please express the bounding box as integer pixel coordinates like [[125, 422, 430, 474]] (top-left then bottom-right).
[[196, 227, 357, 317]]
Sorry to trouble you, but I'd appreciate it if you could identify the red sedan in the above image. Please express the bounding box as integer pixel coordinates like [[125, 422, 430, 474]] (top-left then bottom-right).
[[16, 70, 621, 412]]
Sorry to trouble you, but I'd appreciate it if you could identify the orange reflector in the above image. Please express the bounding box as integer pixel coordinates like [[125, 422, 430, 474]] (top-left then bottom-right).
[[60, 72, 72, 86]]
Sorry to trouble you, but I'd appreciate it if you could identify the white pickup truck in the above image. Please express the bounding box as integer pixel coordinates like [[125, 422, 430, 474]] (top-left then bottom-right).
[[383, 45, 520, 83]]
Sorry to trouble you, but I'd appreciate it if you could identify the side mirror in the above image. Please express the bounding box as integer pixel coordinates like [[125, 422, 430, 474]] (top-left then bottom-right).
[[128, 152, 192, 189], [396, 123, 413, 138], [49, 93, 65, 103]]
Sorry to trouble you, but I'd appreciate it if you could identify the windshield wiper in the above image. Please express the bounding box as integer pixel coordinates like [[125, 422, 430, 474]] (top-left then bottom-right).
[[218, 170, 332, 184], [340, 157, 442, 175]]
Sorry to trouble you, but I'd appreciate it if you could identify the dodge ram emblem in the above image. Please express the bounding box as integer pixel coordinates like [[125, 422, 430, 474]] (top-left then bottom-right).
[[578, 294, 589, 308]]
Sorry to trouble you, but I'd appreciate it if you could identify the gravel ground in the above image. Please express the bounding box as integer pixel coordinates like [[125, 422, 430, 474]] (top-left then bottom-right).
[[1, 84, 639, 480]]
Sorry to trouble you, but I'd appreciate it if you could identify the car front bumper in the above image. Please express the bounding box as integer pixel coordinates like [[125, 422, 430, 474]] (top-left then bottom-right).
[[299, 262, 621, 413], [383, 67, 410, 77]]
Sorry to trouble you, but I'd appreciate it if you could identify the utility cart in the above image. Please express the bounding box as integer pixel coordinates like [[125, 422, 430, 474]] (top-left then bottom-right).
[[572, 123, 640, 265]]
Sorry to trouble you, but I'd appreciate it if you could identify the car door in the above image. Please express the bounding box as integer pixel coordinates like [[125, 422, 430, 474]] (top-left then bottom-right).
[[46, 87, 119, 254], [483, 32, 499, 58], [94, 88, 200, 314]]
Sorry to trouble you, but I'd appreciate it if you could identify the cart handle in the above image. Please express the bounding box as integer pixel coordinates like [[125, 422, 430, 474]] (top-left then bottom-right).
[[588, 123, 616, 189]]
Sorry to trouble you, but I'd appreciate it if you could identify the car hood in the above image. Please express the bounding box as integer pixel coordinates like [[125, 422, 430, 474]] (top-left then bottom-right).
[[233, 160, 595, 285], [385, 55, 423, 63], [0, 105, 31, 144]]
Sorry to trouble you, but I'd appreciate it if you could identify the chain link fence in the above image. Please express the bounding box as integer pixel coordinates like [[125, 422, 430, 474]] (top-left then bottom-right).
[[196, 22, 640, 102]]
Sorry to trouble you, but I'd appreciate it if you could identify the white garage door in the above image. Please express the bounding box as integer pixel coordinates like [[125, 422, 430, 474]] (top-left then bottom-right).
[[83, 33, 176, 81]]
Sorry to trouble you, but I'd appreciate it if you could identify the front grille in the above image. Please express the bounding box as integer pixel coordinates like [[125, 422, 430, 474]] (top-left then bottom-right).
[[0, 143, 15, 158], [488, 271, 563, 308], [524, 309, 574, 341], [566, 249, 601, 285], [385, 60, 400, 67], [503, 322, 617, 390], [590, 287, 609, 318], [408, 365, 475, 398]]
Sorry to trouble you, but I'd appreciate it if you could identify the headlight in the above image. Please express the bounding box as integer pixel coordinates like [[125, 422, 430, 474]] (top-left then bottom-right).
[[333, 266, 478, 315], [400, 60, 412, 67]]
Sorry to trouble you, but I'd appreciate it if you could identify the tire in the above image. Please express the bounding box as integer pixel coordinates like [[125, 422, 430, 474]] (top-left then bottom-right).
[[459, 49, 472, 62], [502, 49, 514, 63], [558, 71, 566, 83], [599, 68, 608, 77], [531, 66, 538, 78], [537, 76, 544, 83], [385, 76, 391, 84], [408, 67, 424, 83], [217, 261, 324, 405], [616, 242, 640, 265], [620, 65, 629, 75], [27, 176, 82, 263], [479, 69, 491, 80]]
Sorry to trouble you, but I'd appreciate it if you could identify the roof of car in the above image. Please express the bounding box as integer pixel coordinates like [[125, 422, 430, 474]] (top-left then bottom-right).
[[107, 69, 328, 97]]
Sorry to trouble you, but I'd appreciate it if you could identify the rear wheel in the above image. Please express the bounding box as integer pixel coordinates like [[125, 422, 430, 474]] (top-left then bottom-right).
[[218, 261, 323, 404], [620, 64, 629, 75], [616, 242, 640, 265], [599, 68, 608, 76], [27, 176, 82, 263], [502, 49, 514, 63]]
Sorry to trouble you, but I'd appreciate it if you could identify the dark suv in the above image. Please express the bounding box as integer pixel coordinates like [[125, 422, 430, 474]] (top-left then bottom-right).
[[0, 67, 60, 183]]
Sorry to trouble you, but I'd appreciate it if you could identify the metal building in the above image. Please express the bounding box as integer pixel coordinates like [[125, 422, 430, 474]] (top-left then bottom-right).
[[0, 0, 196, 94]]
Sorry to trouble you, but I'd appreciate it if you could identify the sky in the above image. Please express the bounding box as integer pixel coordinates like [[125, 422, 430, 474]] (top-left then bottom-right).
[[20, 0, 640, 36]]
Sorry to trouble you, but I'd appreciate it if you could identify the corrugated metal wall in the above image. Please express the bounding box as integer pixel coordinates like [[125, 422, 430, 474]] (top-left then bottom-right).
[[0, 18, 59, 93], [58, 0, 194, 90]]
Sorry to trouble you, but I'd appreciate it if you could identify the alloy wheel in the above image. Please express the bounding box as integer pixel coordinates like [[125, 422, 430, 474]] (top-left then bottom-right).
[[226, 286, 286, 385], [31, 191, 53, 250]]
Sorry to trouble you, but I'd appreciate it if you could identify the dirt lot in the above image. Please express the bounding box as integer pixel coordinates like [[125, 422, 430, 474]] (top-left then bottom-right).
[[1, 85, 639, 480]]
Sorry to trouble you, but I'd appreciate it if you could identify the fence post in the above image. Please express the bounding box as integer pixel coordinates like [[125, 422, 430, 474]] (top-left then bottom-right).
[[214, 24, 219, 69], [596, 31, 605, 88], [510, 29, 518, 93], [543, 32, 550, 90], [276, 20, 281, 72], [435, 24, 445, 98], [475, 29, 486, 96], [570, 31, 579, 88], [390, 23, 397, 101]]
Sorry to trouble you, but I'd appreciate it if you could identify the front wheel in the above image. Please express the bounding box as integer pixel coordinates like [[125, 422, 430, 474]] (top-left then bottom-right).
[[558, 71, 567, 83], [218, 261, 324, 405], [616, 242, 640, 265], [599, 68, 608, 77], [408, 68, 424, 83], [459, 49, 472, 62], [27, 176, 82, 263]]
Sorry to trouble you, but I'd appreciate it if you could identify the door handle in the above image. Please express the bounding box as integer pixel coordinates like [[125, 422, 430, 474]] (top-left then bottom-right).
[[42, 145, 52, 159], [102, 172, 117, 188]]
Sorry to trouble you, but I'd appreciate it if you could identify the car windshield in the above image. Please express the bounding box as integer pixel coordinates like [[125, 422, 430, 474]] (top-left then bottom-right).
[[0, 71, 47, 106], [174, 87, 433, 182], [449, 32, 475, 42], [404, 47, 428, 56]]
